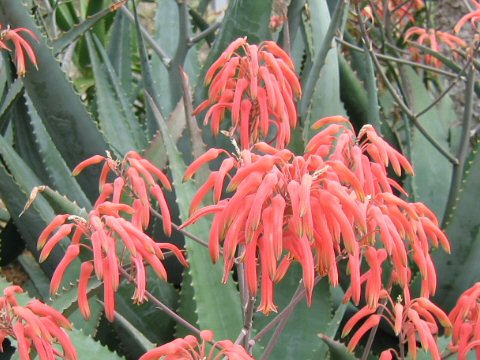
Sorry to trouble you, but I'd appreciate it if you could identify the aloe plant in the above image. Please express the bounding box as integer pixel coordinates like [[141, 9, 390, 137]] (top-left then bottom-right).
[[0, 1, 478, 359]]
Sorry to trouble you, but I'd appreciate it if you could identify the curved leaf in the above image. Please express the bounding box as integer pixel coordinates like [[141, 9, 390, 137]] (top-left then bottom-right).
[[301, 0, 346, 141], [434, 141, 480, 310], [86, 33, 147, 155], [25, 96, 91, 209], [0, 0, 108, 200], [404, 67, 453, 219]]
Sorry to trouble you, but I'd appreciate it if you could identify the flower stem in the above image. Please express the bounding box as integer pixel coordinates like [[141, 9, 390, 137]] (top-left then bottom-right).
[[120, 6, 172, 67], [150, 206, 211, 249], [360, 298, 387, 360], [189, 22, 221, 45], [253, 276, 321, 345], [260, 305, 294, 360], [335, 37, 458, 78], [442, 64, 476, 227], [299, 0, 349, 120], [119, 267, 202, 336], [356, 3, 459, 165]]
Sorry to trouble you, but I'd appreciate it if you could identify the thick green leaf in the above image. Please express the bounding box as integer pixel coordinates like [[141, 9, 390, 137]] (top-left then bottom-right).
[[434, 140, 480, 310], [311, 301, 348, 359], [301, 0, 346, 141], [25, 96, 91, 209], [174, 269, 199, 338], [112, 309, 154, 358], [31, 186, 88, 218], [17, 252, 51, 300], [107, 10, 134, 100], [53, 0, 79, 31], [86, 33, 146, 155], [78, 0, 106, 68], [202, 0, 272, 61], [362, 47, 382, 131], [144, 100, 189, 169], [115, 268, 179, 345], [0, 0, 108, 200], [0, 138, 82, 290], [0, 134, 55, 224], [11, 96, 52, 184], [319, 335, 357, 360], [49, 277, 101, 313], [54, 282, 104, 337], [52, 2, 125, 54], [0, 78, 23, 120], [150, 0, 179, 117], [149, 0, 201, 120], [92, 33, 143, 146], [0, 162, 56, 276], [404, 67, 453, 219], [68, 328, 126, 360], [338, 54, 371, 128], [253, 267, 333, 359]]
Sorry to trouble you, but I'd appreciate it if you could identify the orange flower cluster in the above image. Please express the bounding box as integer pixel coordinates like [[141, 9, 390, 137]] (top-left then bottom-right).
[[38, 152, 187, 321], [140, 330, 253, 360], [449, 283, 480, 359], [0, 286, 77, 360], [195, 37, 301, 149], [0, 25, 38, 77], [343, 294, 451, 359], [404, 27, 466, 67], [182, 116, 449, 314]]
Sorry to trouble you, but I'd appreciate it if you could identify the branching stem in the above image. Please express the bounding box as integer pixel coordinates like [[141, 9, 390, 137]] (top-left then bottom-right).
[[335, 37, 459, 78], [356, 4, 459, 165], [442, 64, 476, 226], [119, 267, 202, 336], [120, 6, 172, 67], [150, 206, 211, 249]]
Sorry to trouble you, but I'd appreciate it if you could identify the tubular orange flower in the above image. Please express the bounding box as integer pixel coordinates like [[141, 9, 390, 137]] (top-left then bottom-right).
[[404, 27, 466, 67], [454, 0, 480, 32], [40, 209, 188, 321], [184, 149, 332, 309], [449, 283, 480, 359], [184, 115, 449, 314], [0, 286, 77, 360], [344, 295, 451, 359], [73, 151, 173, 235], [0, 25, 38, 77], [195, 38, 301, 149], [310, 118, 448, 299], [139, 330, 254, 360], [182, 143, 368, 310], [39, 153, 188, 321]]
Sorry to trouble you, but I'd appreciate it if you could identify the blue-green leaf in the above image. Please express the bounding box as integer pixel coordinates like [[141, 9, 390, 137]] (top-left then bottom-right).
[[0, 0, 108, 200], [86, 33, 147, 155], [404, 67, 453, 219], [301, 0, 347, 141], [146, 94, 243, 339], [25, 96, 91, 209]]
